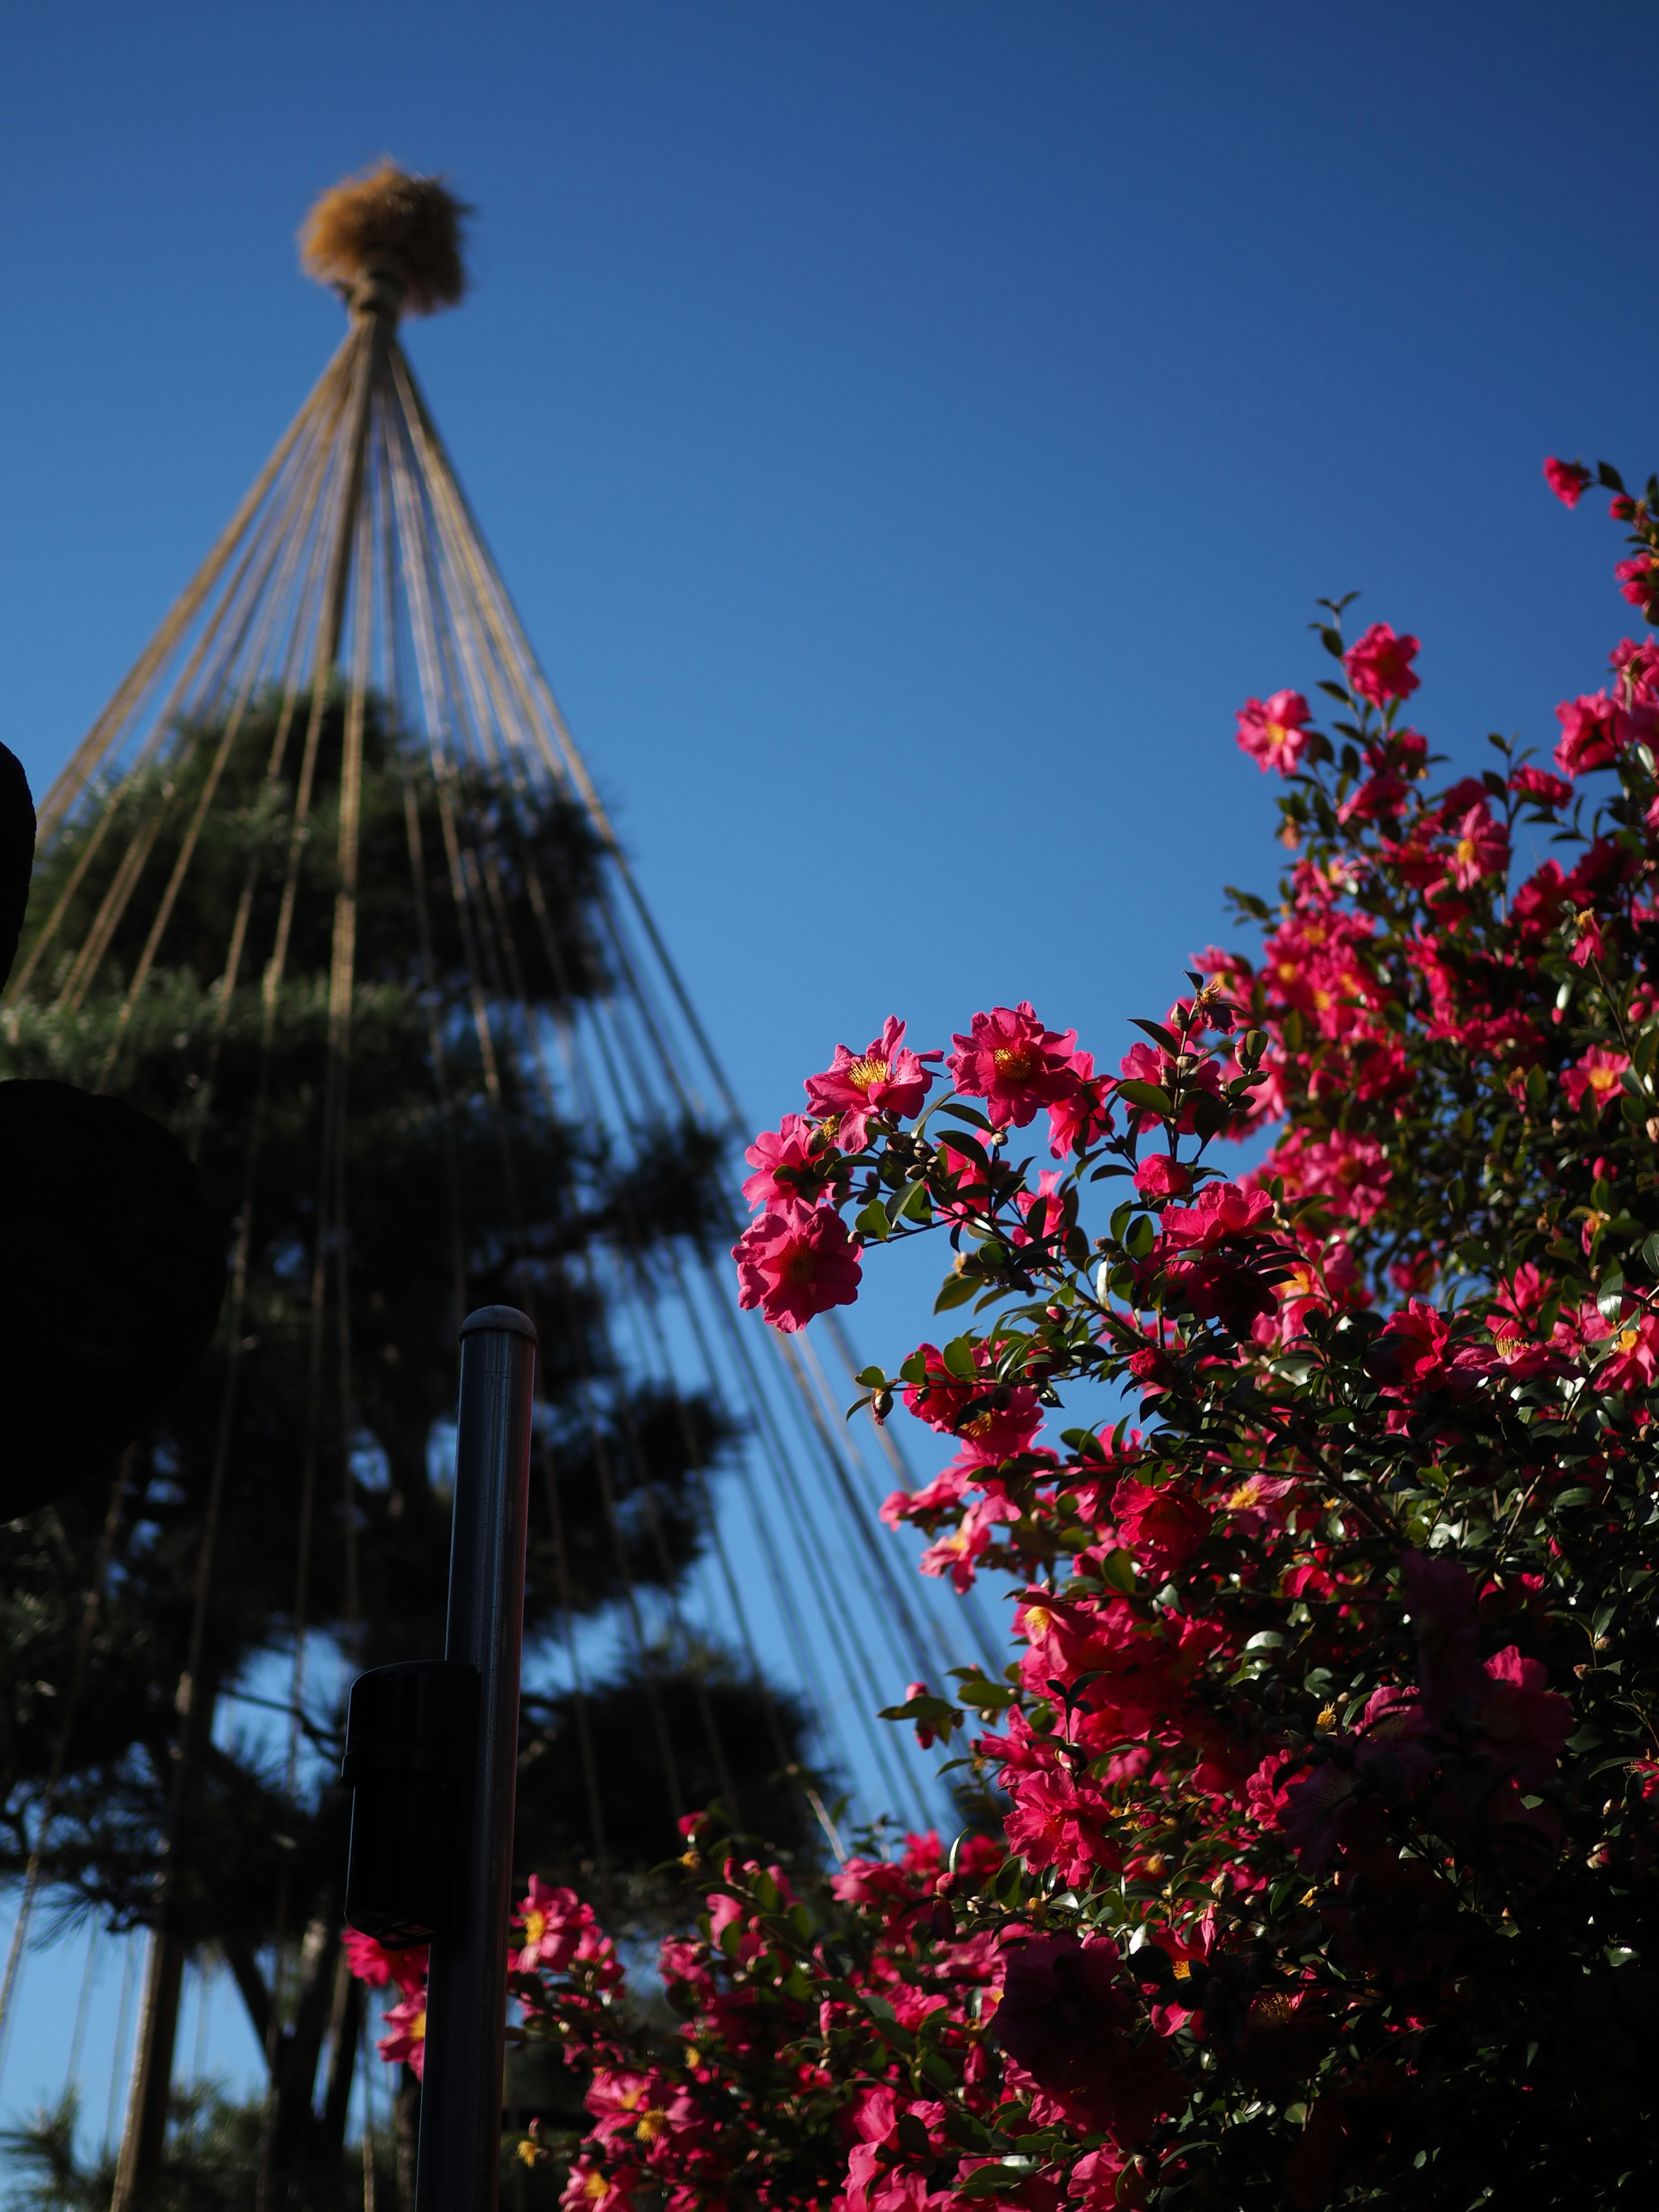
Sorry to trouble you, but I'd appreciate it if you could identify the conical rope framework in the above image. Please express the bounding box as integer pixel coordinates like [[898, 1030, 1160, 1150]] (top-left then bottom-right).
[[0, 261, 1001, 2188]]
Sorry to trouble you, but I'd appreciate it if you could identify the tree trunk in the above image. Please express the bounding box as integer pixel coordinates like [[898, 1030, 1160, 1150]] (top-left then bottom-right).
[[110, 1925, 186, 2211]]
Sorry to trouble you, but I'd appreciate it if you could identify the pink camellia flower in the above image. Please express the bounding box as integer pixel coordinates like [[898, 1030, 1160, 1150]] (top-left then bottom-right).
[[1001, 1774, 1117, 1889], [992, 1932, 1180, 2142], [947, 1002, 1081, 1130], [1471, 1646, 1572, 1789], [803, 1017, 941, 1153], [1344, 623, 1421, 706], [1544, 456, 1591, 507], [1510, 764, 1573, 809], [514, 1874, 587, 1974], [732, 1206, 861, 1331], [1216, 1470, 1298, 1535], [343, 1928, 428, 1996], [1611, 634, 1659, 700], [1554, 691, 1622, 776], [378, 1991, 428, 2077], [1616, 553, 1659, 613], [1160, 1179, 1274, 1251], [1597, 1310, 1659, 1393], [1109, 1476, 1209, 1572], [918, 1492, 1020, 1593], [1445, 802, 1509, 890], [1046, 1047, 1114, 1158], [1134, 1153, 1192, 1199], [947, 1008, 1093, 1132], [561, 2157, 631, 2212], [741, 1113, 832, 1214], [1235, 689, 1313, 775], [901, 1341, 1043, 1461], [1561, 1045, 1630, 1117]]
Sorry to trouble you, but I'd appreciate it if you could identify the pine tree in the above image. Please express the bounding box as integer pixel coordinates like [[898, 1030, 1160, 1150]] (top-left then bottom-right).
[[0, 686, 815, 2205]]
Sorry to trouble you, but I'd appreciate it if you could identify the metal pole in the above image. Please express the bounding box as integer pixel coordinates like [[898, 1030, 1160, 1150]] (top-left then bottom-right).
[[415, 1306, 537, 2212]]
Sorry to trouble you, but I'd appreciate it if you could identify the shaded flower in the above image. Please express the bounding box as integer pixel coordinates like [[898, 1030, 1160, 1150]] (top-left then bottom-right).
[[1562, 1046, 1630, 1116], [741, 1113, 835, 1213]]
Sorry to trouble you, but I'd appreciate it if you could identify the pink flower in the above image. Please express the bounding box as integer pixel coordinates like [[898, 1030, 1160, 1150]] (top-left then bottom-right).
[[741, 1113, 832, 1213], [1597, 1310, 1659, 1393], [514, 1875, 588, 1974], [1510, 764, 1573, 809], [1444, 803, 1508, 890], [1133, 1153, 1192, 1199], [1160, 1179, 1274, 1251], [1616, 554, 1659, 613], [343, 1929, 428, 1996], [1046, 1048, 1114, 1157], [1561, 1046, 1630, 1116], [918, 1492, 1020, 1592], [378, 1991, 427, 2077], [902, 1343, 1043, 1461], [563, 2161, 632, 2212], [1235, 689, 1314, 775], [1611, 635, 1659, 702], [804, 1017, 941, 1152], [1472, 1646, 1572, 1788], [732, 1206, 861, 1331], [1544, 456, 1591, 507], [948, 1003, 1081, 1130], [1344, 623, 1421, 706], [991, 1933, 1179, 2142], [1554, 691, 1622, 776], [1215, 1471, 1297, 1534], [1109, 1477, 1208, 1572], [1003, 1775, 1117, 1888]]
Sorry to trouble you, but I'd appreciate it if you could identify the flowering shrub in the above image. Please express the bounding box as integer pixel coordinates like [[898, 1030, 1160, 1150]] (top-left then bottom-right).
[[365, 457, 1659, 2207]]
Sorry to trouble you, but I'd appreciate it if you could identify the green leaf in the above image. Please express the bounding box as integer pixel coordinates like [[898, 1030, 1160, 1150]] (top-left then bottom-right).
[[960, 2162, 1034, 2197], [957, 1678, 1017, 1711], [938, 1102, 993, 1130], [1224, 884, 1272, 920], [942, 1335, 979, 1381], [934, 1270, 978, 1314], [1099, 1547, 1138, 1595], [855, 1197, 890, 1241], [898, 1179, 931, 1223], [878, 1694, 961, 1726], [1129, 1019, 1181, 1053], [1116, 1079, 1173, 1116], [1552, 1487, 1594, 1510]]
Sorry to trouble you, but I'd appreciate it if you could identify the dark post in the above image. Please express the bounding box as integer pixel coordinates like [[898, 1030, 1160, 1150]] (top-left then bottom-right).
[[415, 1305, 537, 2212]]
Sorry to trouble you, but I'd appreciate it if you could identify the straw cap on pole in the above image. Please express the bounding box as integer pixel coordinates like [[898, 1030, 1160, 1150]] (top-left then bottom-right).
[[299, 159, 470, 318]]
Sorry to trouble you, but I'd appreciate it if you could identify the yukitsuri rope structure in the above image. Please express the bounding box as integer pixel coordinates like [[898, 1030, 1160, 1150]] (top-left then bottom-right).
[[0, 166, 994, 2198]]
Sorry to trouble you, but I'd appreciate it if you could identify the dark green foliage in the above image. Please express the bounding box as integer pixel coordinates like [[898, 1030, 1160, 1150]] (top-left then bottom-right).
[[516, 1652, 819, 1890]]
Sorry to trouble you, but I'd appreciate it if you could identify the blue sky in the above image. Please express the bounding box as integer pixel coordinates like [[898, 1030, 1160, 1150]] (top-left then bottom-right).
[[3, 0, 1657, 2150]]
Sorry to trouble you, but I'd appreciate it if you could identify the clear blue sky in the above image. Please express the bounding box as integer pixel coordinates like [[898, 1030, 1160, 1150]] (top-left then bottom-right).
[[1, 0, 1655, 2148]]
